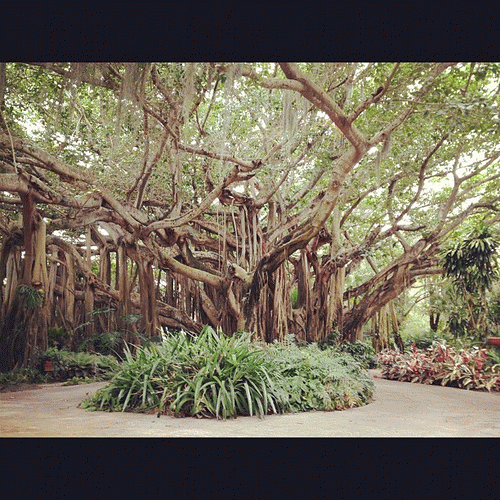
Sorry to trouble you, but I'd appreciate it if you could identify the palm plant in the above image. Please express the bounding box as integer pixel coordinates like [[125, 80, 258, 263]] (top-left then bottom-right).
[[442, 224, 499, 337]]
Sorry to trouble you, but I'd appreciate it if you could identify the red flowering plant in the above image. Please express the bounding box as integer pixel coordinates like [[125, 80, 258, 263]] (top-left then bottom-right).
[[378, 341, 500, 391]]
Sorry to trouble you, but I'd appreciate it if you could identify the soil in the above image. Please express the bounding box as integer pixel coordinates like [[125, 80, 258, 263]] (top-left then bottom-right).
[[2, 369, 500, 437]]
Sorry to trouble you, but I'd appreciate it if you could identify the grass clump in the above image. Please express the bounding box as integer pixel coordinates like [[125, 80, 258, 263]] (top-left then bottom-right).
[[82, 326, 284, 419], [82, 327, 375, 419]]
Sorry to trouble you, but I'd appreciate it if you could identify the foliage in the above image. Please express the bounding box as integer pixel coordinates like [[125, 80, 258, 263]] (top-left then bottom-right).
[[41, 347, 119, 381], [485, 346, 500, 369], [316, 331, 341, 349], [378, 341, 500, 391], [81, 327, 374, 418], [62, 376, 98, 386], [486, 283, 500, 335], [77, 331, 125, 356], [445, 334, 485, 351], [0, 367, 50, 385], [336, 341, 378, 368], [133, 333, 164, 349], [259, 336, 375, 412], [442, 225, 499, 294], [48, 327, 70, 348], [82, 326, 285, 419], [402, 331, 448, 350], [315, 330, 380, 367], [440, 224, 500, 338], [17, 284, 43, 309]]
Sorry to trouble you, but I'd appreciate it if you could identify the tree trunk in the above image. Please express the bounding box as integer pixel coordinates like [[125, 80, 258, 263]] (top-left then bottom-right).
[[0, 193, 49, 370], [136, 251, 158, 337], [429, 311, 440, 332], [327, 207, 345, 337], [116, 243, 132, 340]]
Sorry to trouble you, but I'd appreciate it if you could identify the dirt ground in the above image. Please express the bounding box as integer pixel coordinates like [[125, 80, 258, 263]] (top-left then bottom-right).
[[1, 369, 500, 437]]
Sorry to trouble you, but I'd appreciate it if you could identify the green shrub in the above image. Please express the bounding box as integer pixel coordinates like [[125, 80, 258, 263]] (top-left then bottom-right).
[[82, 328, 375, 419], [48, 327, 70, 349], [445, 335, 484, 350], [260, 337, 374, 412], [82, 326, 285, 419], [17, 284, 43, 308], [78, 331, 125, 356], [42, 348, 119, 381], [317, 335, 377, 368], [0, 367, 50, 385], [133, 333, 163, 349], [316, 331, 341, 350], [1, 348, 118, 386], [62, 376, 97, 386], [402, 331, 445, 350], [486, 346, 500, 369], [337, 341, 378, 368]]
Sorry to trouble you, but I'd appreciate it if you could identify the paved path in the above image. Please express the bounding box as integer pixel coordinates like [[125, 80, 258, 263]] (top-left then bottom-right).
[[2, 370, 500, 437]]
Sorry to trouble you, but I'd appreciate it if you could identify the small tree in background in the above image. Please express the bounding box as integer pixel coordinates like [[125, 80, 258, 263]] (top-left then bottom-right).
[[442, 224, 499, 338]]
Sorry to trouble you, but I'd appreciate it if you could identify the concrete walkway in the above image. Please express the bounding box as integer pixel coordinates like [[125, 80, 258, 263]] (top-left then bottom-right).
[[2, 370, 500, 437]]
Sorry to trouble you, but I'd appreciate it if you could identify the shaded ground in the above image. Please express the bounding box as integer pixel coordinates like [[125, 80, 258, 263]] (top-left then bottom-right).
[[1, 369, 500, 437], [0, 382, 42, 393]]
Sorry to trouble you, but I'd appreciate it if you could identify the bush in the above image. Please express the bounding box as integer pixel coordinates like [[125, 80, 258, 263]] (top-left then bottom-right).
[[0, 367, 50, 385], [82, 328, 375, 419], [62, 376, 97, 386], [0, 348, 118, 386], [485, 346, 500, 369], [402, 331, 446, 350], [42, 348, 119, 381], [78, 331, 125, 357], [317, 335, 378, 368], [260, 337, 374, 412], [82, 326, 285, 419], [378, 341, 500, 391], [336, 341, 378, 369]]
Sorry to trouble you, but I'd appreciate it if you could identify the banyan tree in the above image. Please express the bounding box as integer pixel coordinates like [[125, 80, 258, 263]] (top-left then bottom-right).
[[1, 62, 499, 370]]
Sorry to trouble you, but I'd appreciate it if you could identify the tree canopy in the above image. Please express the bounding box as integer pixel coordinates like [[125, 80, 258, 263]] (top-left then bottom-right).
[[1, 62, 499, 369]]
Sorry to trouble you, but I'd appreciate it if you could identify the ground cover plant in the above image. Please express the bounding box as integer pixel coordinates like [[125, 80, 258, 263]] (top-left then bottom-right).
[[317, 334, 378, 368], [378, 341, 500, 391], [81, 326, 285, 419], [41, 348, 119, 381], [81, 327, 375, 419], [0, 348, 119, 390], [402, 331, 446, 350], [0, 367, 50, 388], [337, 341, 378, 369], [260, 336, 375, 412]]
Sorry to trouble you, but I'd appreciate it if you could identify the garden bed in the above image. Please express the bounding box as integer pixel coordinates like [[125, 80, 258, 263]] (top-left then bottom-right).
[[378, 341, 500, 391], [81, 327, 375, 419]]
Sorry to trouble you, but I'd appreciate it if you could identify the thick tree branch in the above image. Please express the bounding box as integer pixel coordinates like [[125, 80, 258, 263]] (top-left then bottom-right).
[[279, 63, 369, 151], [27, 63, 120, 90]]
